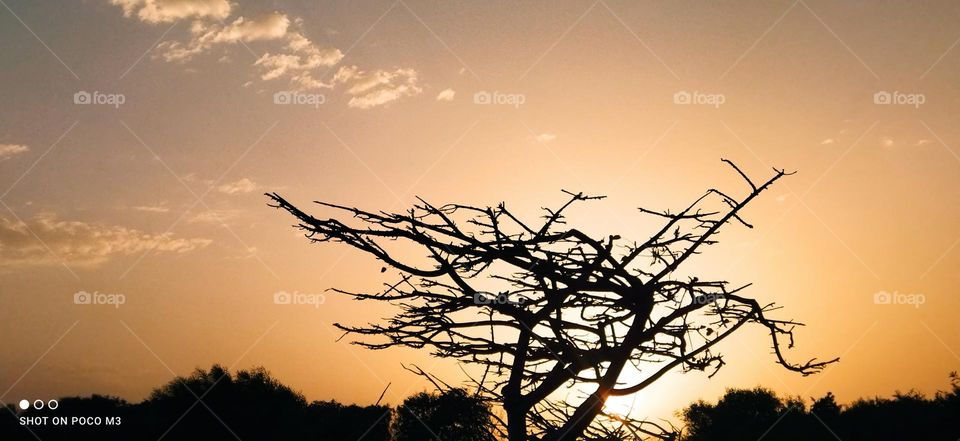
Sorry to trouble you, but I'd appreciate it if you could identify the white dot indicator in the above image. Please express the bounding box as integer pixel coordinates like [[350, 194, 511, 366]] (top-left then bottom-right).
[[18, 399, 29, 410], [33, 399, 44, 410]]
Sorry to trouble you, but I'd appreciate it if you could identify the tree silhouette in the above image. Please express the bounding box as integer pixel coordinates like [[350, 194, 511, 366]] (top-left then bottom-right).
[[679, 374, 960, 441], [267, 160, 837, 441], [392, 388, 496, 441], [142, 364, 312, 440], [680, 387, 788, 441]]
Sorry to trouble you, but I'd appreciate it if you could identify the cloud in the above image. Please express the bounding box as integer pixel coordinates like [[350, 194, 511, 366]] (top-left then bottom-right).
[[213, 13, 290, 42], [111, 3, 418, 104], [254, 31, 344, 89], [110, 0, 231, 24], [0, 214, 210, 267], [155, 12, 291, 62], [217, 178, 258, 195], [147, 12, 351, 93], [188, 210, 239, 224], [880, 137, 894, 148], [820, 138, 835, 145], [132, 205, 170, 213], [915, 139, 932, 147], [0, 144, 29, 159], [335, 66, 422, 109], [187, 208, 247, 226], [532, 133, 556, 143], [436, 88, 455, 101]]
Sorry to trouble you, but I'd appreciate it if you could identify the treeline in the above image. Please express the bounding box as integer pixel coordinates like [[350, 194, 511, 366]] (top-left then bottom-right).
[[2, 365, 958, 440], [1, 365, 491, 441], [680, 373, 960, 441]]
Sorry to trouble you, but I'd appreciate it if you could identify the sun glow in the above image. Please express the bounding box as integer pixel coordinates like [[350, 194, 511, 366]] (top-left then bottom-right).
[[590, 368, 705, 425], [602, 394, 641, 419]]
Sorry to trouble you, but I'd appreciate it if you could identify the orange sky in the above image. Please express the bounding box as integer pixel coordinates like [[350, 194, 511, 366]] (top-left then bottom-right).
[[1, 0, 959, 423]]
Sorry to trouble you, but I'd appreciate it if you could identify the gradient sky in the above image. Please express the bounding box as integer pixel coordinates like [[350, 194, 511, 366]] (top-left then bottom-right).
[[2, 0, 960, 423]]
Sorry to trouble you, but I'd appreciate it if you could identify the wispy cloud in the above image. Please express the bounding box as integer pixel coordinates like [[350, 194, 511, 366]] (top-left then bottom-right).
[[132, 204, 170, 213], [109, 2, 419, 107], [0, 214, 210, 267], [188, 209, 243, 225], [255, 28, 344, 90], [0, 144, 30, 160], [155, 12, 292, 62], [334, 66, 421, 109], [111, 0, 231, 24], [532, 133, 556, 143], [217, 177, 258, 195], [436, 88, 455, 101]]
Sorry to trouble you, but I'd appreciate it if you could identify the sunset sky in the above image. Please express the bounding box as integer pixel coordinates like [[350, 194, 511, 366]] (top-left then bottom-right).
[[2, 0, 960, 423]]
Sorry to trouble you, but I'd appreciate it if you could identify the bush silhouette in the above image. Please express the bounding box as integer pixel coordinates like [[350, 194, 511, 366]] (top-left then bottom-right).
[[682, 387, 785, 441], [141, 364, 313, 439], [680, 373, 960, 441], [3, 365, 389, 441], [392, 388, 496, 441]]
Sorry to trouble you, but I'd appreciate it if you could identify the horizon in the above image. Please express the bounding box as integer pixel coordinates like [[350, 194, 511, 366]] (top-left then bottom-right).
[[6, 360, 960, 416], [2, 0, 960, 433]]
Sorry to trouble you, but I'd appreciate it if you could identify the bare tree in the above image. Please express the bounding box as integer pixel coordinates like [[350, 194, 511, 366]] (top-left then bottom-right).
[[267, 160, 837, 441]]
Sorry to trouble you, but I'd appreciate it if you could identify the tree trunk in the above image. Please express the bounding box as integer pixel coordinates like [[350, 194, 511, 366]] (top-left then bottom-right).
[[506, 408, 528, 441]]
